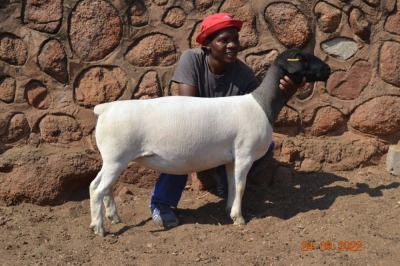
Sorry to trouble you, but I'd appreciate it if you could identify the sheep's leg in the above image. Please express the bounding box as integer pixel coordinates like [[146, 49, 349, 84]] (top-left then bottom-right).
[[225, 162, 235, 214], [89, 162, 126, 237], [89, 170, 105, 237], [229, 159, 252, 225], [103, 189, 121, 224]]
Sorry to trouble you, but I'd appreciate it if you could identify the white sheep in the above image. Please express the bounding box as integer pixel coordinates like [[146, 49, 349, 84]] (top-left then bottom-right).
[[89, 48, 331, 236]]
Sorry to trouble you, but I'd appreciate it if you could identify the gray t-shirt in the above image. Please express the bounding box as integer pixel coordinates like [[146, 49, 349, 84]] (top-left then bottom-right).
[[172, 48, 259, 97]]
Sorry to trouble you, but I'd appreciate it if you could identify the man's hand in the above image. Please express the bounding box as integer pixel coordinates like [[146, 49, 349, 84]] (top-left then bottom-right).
[[279, 76, 306, 102]]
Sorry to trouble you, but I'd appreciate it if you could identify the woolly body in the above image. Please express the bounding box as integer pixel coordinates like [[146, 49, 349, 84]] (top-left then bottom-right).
[[94, 96, 271, 175]]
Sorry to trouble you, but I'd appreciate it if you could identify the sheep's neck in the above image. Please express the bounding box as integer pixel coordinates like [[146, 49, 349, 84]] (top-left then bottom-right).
[[250, 64, 286, 126]]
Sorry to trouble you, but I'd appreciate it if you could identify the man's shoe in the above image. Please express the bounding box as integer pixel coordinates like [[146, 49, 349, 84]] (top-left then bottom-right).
[[149, 202, 179, 228]]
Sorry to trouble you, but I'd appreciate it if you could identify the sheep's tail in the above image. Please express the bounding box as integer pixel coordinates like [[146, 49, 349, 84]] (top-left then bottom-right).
[[93, 103, 109, 117]]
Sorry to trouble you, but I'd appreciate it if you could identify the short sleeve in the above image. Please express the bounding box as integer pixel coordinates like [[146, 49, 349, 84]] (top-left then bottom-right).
[[172, 50, 199, 87]]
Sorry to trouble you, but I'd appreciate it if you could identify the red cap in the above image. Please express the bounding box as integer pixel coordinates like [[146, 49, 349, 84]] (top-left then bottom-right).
[[196, 13, 243, 45]]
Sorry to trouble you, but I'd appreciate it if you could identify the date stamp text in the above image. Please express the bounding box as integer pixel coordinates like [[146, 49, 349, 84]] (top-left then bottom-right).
[[301, 241, 363, 252]]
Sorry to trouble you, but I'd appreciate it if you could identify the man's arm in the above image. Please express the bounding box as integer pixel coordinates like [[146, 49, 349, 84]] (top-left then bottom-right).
[[178, 84, 199, 96], [178, 75, 304, 99]]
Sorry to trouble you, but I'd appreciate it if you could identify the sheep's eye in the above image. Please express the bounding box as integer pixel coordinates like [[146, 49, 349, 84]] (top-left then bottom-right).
[[287, 58, 300, 62]]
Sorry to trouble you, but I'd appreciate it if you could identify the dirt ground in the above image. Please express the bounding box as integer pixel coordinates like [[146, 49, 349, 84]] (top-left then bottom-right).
[[1, 165, 399, 265]]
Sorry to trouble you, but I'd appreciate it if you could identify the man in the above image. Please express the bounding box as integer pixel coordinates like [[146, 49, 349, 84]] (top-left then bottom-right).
[[149, 13, 302, 228]]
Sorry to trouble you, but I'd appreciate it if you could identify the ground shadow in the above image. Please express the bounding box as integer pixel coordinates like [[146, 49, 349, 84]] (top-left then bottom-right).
[[177, 170, 400, 226]]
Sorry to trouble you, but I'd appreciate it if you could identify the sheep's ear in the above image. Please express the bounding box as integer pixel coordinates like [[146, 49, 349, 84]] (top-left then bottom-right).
[[284, 58, 304, 84], [284, 57, 303, 73]]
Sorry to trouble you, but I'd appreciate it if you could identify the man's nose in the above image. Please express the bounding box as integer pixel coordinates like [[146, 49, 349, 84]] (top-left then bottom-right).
[[227, 40, 238, 48]]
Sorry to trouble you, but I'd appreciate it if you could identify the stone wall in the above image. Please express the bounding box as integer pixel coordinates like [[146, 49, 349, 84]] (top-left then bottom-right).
[[0, 0, 399, 205]]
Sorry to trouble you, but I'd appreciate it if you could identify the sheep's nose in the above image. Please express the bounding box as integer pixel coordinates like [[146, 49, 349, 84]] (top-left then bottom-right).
[[326, 65, 331, 74], [322, 65, 331, 79]]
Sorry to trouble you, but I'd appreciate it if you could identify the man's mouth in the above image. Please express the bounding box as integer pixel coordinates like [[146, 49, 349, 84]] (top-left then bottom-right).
[[226, 50, 237, 57]]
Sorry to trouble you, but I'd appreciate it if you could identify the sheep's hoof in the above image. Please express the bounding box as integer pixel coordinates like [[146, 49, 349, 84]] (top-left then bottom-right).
[[107, 214, 121, 224], [232, 216, 246, 225], [90, 224, 105, 237]]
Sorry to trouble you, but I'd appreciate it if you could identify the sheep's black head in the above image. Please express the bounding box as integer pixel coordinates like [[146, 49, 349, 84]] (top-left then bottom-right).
[[276, 48, 331, 85]]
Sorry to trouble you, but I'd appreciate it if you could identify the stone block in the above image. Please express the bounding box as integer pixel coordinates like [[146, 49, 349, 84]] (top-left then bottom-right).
[[386, 145, 400, 176]]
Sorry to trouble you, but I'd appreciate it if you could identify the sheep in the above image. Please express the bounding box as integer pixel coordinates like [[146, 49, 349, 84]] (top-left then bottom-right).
[[89, 48, 331, 236]]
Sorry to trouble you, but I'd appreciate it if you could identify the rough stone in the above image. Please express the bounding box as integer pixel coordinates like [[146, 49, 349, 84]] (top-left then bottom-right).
[[74, 66, 127, 107], [245, 50, 278, 81], [69, 0, 122, 61], [0, 115, 7, 137], [133, 71, 162, 99], [221, 0, 258, 50], [153, 0, 168, 6], [265, 3, 311, 48], [326, 60, 371, 100], [349, 7, 371, 41], [23, 0, 62, 33], [277, 134, 387, 172], [39, 115, 82, 144], [194, 0, 213, 12], [386, 145, 400, 176], [0, 147, 101, 205], [300, 158, 322, 172], [0, 76, 16, 103], [295, 82, 314, 101], [385, 1, 400, 35], [38, 39, 68, 84], [125, 34, 177, 67], [118, 162, 158, 189], [363, 0, 379, 6], [275, 106, 300, 127], [1, 113, 30, 143], [0, 34, 28, 65], [308, 107, 345, 136], [379, 41, 400, 86], [25, 80, 51, 109], [349, 96, 400, 136], [321, 37, 358, 60], [128, 0, 149, 27], [314, 1, 342, 33], [163, 7, 186, 28]]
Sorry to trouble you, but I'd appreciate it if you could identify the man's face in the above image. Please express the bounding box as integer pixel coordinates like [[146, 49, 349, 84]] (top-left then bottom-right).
[[206, 27, 240, 64]]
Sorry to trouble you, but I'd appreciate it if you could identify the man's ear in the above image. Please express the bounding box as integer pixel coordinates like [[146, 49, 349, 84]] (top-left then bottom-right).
[[203, 39, 211, 48], [202, 43, 211, 54]]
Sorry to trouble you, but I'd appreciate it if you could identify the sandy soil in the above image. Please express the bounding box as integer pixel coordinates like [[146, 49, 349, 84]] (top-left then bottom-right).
[[1, 165, 399, 265]]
